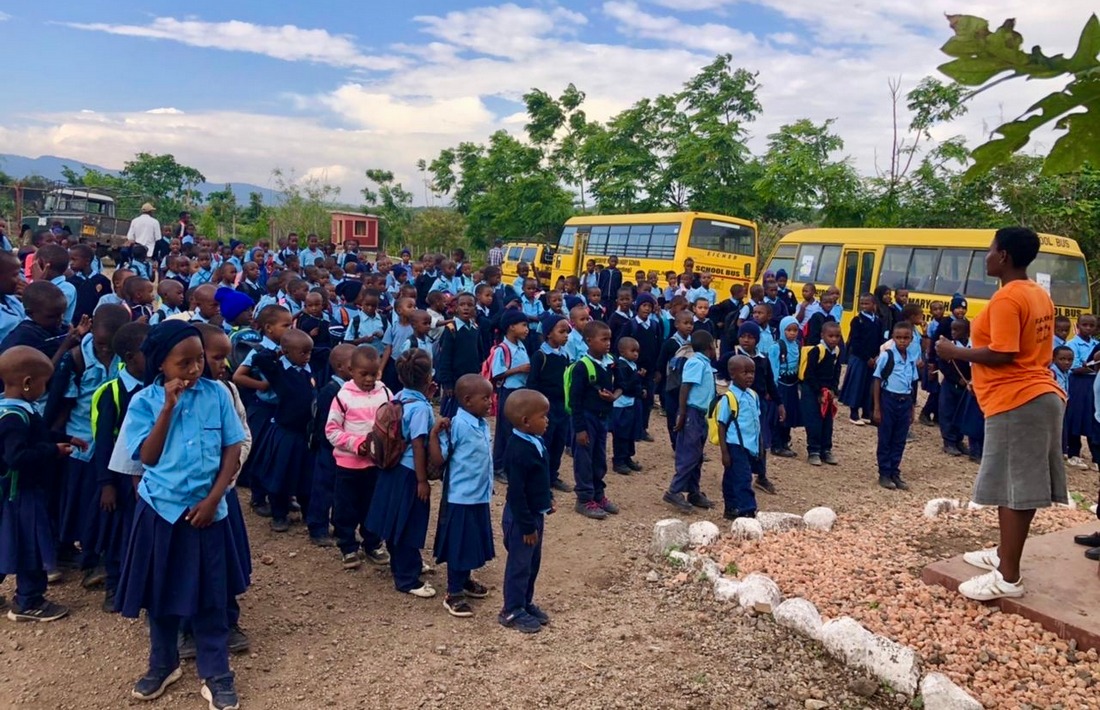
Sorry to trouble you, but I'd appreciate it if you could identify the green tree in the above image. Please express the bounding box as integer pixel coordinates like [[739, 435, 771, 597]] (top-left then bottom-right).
[[205, 184, 238, 227], [407, 208, 470, 254], [938, 14, 1100, 176], [244, 191, 265, 221], [523, 83, 589, 209], [267, 168, 340, 241], [362, 169, 414, 251]]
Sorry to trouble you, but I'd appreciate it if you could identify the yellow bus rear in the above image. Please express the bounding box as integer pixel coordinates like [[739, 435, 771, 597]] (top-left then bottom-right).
[[762, 229, 1090, 334], [551, 212, 758, 296], [500, 242, 554, 286]]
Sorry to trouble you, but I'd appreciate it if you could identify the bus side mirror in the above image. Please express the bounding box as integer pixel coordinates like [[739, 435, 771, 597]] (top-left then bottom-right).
[[744, 264, 752, 278]]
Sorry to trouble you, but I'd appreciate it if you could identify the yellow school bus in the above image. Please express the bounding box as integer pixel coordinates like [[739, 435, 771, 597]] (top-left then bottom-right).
[[500, 242, 554, 285], [762, 228, 1090, 333], [551, 212, 758, 295]]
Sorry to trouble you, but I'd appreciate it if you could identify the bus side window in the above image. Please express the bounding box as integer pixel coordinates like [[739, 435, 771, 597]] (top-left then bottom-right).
[[906, 248, 939, 292], [880, 247, 910, 290], [965, 250, 997, 299], [841, 251, 859, 311]]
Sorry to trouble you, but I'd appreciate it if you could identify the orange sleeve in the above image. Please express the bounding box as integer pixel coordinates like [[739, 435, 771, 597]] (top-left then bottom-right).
[[986, 290, 1022, 354]]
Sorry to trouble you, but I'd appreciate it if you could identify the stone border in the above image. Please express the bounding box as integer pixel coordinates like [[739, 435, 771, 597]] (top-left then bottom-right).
[[650, 513, 982, 709]]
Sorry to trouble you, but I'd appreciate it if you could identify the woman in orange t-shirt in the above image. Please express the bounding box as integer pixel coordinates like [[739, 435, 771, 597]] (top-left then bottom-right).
[[935, 226, 1066, 602]]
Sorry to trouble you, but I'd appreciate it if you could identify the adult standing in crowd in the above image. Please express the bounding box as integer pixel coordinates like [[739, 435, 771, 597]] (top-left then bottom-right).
[[488, 239, 504, 267], [0, 218, 11, 252], [935, 226, 1066, 602], [173, 210, 192, 242], [126, 202, 161, 255]]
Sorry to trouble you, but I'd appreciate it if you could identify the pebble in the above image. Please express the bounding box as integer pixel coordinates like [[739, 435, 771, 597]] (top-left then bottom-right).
[[804, 700, 829, 710], [847, 678, 878, 698]]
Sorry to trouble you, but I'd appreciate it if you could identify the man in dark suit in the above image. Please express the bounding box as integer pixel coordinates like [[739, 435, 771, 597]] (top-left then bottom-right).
[[597, 254, 623, 300]]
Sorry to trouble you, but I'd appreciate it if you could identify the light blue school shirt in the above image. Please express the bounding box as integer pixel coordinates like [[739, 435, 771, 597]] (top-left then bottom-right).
[[906, 337, 922, 364], [190, 311, 232, 335], [756, 325, 777, 360], [51, 275, 77, 325], [122, 378, 245, 523], [565, 328, 588, 362], [874, 342, 919, 395], [717, 385, 761, 453], [242, 336, 280, 404], [491, 338, 530, 389], [382, 320, 414, 356], [687, 286, 717, 306], [298, 248, 326, 269], [188, 268, 213, 289], [149, 305, 181, 326], [283, 296, 304, 317], [829, 304, 843, 322], [520, 296, 545, 333], [430, 274, 473, 295], [66, 333, 121, 461], [397, 389, 434, 471], [0, 294, 26, 343], [1054, 335, 1066, 351], [439, 408, 493, 505], [682, 352, 716, 413], [255, 294, 279, 315], [1053, 364, 1069, 395], [348, 311, 387, 353], [130, 260, 153, 281], [394, 333, 432, 366], [1067, 335, 1095, 369], [614, 358, 637, 409], [512, 276, 526, 295]]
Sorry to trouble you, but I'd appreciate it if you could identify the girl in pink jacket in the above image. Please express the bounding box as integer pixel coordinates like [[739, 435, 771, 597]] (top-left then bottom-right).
[[325, 348, 393, 570]]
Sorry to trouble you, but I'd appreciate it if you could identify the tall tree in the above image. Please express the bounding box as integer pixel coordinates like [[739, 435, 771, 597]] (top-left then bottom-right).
[[362, 169, 414, 251], [268, 168, 340, 240]]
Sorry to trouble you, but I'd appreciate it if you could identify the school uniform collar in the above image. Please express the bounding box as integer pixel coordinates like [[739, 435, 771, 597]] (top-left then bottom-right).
[[618, 357, 638, 370], [279, 356, 311, 373], [331, 375, 346, 387], [476, 304, 490, 317], [0, 398, 34, 414], [735, 345, 758, 358], [398, 388, 429, 405], [455, 318, 475, 330], [453, 407, 488, 433], [860, 311, 877, 321], [673, 332, 688, 346], [119, 367, 143, 391], [539, 342, 564, 356], [617, 308, 633, 318], [513, 429, 545, 456], [191, 312, 211, 324], [585, 353, 615, 368], [634, 314, 652, 328]]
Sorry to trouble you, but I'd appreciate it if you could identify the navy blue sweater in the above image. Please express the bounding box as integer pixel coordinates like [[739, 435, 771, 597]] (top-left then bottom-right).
[[436, 320, 484, 389], [528, 348, 569, 414], [568, 356, 615, 429], [504, 435, 552, 535], [253, 351, 316, 433]]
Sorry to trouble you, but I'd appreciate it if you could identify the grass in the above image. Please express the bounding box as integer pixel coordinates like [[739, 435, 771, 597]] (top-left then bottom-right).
[[724, 562, 740, 577]]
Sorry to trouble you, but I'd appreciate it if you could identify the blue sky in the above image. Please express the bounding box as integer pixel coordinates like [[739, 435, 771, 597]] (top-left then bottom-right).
[[0, 1, 1088, 203]]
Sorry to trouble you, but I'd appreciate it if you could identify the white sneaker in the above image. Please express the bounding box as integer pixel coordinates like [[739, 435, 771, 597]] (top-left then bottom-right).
[[407, 583, 436, 599], [848, 418, 865, 427], [958, 569, 1024, 601], [962, 547, 1000, 572], [1068, 456, 1088, 469], [421, 560, 435, 574]]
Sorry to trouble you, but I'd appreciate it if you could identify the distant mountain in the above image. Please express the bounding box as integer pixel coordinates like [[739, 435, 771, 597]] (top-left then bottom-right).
[[0, 153, 278, 204]]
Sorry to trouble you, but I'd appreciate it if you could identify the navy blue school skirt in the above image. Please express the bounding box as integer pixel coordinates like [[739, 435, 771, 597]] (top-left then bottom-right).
[[1065, 374, 1097, 439], [777, 379, 802, 429], [0, 485, 56, 574], [58, 458, 97, 547], [760, 399, 777, 450], [839, 357, 872, 408], [116, 498, 249, 619], [225, 488, 252, 581], [238, 401, 275, 487], [366, 465, 429, 550], [254, 424, 312, 497], [94, 472, 136, 561], [432, 502, 495, 570], [958, 391, 986, 440]]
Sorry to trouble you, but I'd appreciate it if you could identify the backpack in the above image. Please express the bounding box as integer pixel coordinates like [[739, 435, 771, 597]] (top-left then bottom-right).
[[229, 328, 262, 371], [878, 348, 896, 382], [90, 379, 123, 439], [707, 389, 753, 446], [480, 341, 514, 414], [664, 344, 695, 393], [43, 346, 87, 429], [0, 406, 30, 500], [329, 306, 359, 342], [563, 356, 598, 414], [367, 398, 407, 471], [797, 343, 827, 381]]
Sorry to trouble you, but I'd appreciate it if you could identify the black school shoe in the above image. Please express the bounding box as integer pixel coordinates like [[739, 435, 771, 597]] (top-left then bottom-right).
[[1074, 531, 1100, 547], [498, 609, 541, 634], [891, 476, 910, 491], [270, 518, 290, 533], [201, 672, 240, 710], [1087, 547, 1100, 562], [250, 502, 272, 518], [753, 479, 777, 495], [662, 491, 693, 514], [612, 463, 633, 475], [132, 667, 182, 701], [878, 477, 896, 490], [6, 600, 69, 623], [526, 603, 550, 625], [551, 479, 574, 493], [724, 509, 757, 521], [228, 625, 250, 654], [102, 589, 118, 614], [463, 579, 490, 599], [178, 630, 197, 660], [627, 459, 644, 472], [687, 492, 715, 509]]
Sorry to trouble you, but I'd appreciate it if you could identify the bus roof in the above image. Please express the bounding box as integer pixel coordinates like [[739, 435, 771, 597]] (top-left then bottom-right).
[[565, 211, 756, 229], [780, 228, 1084, 257]]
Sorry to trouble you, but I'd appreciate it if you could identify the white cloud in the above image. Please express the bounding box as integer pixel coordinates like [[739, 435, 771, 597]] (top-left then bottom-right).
[[767, 32, 798, 45], [413, 3, 588, 59], [0, 12, 11, 22], [320, 86, 495, 135], [65, 17, 404, 70], [145, 107, 184, 115]]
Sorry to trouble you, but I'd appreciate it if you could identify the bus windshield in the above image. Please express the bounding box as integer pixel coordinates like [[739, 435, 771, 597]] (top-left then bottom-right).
[[689, 219, 755, 257], [1029, 253, 1089, 308]]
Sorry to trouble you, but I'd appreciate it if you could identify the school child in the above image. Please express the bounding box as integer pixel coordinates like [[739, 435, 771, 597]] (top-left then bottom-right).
[[1053, 315, 1072, 350], [690, 297, 716, 338], [379, 297, 416, 393], [188, 250, 215, 289], [116, 321, 247, 708], [940, 319, 977, 458], [872, 322, 920, 490], [872, 285, 896, 336], [732, 321, 781, 493], [52, 303, 128, 586], [919, 301, 947, 427], [953, 330, 986, 465], [799, 321, 843, 466], [188, 284, 223, 331], [215, 288, 254, 339], [687, 272, 717, 306], [437, 293, 483, 419], [393, 311, 434, 374], [1064, 314, 1099, 469], [630, 293, 661, 440], [562, 276, 586, 310], [366, 349, 437, 598], [565, 305, 591, 363], [569, 320, 620, 519], [282, 278, 309, 318], [427, 375, 496, 617], [512, 261, 531, 296], [795, 283, 823, 326], [804, 291, 837, 346], [349, 291, 387, 353], [528, 316, 573, 493], [255, 273, 283, 316], [91, 322, 148, 612], [893, 288, 910, 314], [249, 329, 316, 532], [68, 244, 111, 323], [424, 291, 450, 344], [490, 310, 531, 477], [149, 281, 184, 326], [716, 355, 763, 521], [587, 287, 607, 322], [474, 284, 497, 355], [294, 291, 333, 349], [738, 283, 764, 323], [762, 280, 790, 330], [657, 312, 694, 449], [36, 244, 76, 326], [326, 347, 391, 569], [518, 278, 546, 340], [306, 344, 354, 547], [232, 304, 293, 513], [839, 293, 884, 425], [710, 284, 745, 335], [215, 263, 238, 291], [749, 303, 777, 363], [0, 253, 24, 345], [122, 277, 155, 322], [770, 316, 801, 458], [1051, 345, 1072, 396], [0, 346, 87, 622], [663, 330, 716, 514], [0, 281, 71, 358], [499, 389, 553, 634], [611, 336, 643, 475]]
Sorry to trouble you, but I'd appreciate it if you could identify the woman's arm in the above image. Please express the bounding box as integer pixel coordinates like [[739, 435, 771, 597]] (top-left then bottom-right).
[[934, 337, 1015, 366]]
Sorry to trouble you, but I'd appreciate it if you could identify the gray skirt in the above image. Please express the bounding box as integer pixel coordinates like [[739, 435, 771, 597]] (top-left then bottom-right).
[[973, 392, 1068, 510]]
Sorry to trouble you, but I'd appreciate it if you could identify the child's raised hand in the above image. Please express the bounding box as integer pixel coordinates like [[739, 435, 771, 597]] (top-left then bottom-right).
[[523, 530, 539, 546], [69, 436, 89, 451], [162, 378, 189, 409]]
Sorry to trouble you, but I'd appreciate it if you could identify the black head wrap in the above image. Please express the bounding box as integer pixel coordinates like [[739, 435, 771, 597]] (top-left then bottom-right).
[[142, 320, 202, 385]]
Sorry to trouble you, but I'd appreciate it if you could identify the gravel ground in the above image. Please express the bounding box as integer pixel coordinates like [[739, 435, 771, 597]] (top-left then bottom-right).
[[0, 398, 1090, 709]]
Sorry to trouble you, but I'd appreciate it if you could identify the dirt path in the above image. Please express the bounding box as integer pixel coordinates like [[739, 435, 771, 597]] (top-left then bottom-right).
[[0, 412, 921, 710]]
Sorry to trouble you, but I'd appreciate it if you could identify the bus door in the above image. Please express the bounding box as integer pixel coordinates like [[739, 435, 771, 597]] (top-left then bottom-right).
[[554, 226, 588, 278], [840, 248, 878, 312]]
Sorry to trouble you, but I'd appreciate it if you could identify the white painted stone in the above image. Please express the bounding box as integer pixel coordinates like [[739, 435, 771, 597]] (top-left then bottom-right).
[[650, 519, 689, 557], [667, 550, 693, 567], [923, 498, 961, 519], [966, 501, 987, 511], [803, 506, 837, 532], [820, 617, 920, 696], [804, 701, 829, 710], [1091, 503, 1098, 515], [731, 517, 764, 540], [919, 672, 982, 710], [773, 597, 824, 641], [756, 511, 805, 532], [737, 573, 782, 612], [699, 557, 722, 582], [713, 577, 741, 602], [645, 570, 660, 583], [688, 520, 721, 547]]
